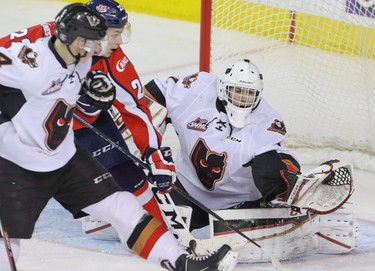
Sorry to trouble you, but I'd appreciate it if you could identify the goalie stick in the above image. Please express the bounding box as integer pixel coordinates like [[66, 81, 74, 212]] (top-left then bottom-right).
[[0, 213, 17, 271], [73, 113, 284, 271]]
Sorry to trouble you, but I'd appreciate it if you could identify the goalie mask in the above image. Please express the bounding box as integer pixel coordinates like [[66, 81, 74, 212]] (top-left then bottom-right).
[[217, 59, 264, 128]]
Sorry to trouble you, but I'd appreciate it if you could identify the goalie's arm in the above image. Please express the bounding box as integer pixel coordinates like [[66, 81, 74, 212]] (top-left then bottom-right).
[[144, 81, 165, 107], [246, 150, 300, 202], [143, 76, 180, 108]]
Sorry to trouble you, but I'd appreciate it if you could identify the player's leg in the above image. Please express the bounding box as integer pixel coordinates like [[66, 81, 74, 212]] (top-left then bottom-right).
[[0, 157, 62, 270], [110, 161, 163, 222], [57, 147, 238, 270], [81, 161, 164, 240], [83, 191, 238, 270], [75, 111, 163, 224]]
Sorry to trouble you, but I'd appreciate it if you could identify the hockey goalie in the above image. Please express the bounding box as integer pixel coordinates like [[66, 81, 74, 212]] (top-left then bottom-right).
[[83, 59, 359, 263]]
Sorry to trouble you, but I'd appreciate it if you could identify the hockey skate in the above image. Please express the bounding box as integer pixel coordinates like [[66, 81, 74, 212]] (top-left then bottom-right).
[[271, 160, 353, 215], [161, 244, 238, 271]]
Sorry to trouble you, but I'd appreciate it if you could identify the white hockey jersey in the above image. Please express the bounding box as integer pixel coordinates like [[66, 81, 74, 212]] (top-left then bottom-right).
[[0, 37, 91, 171], [153, 72, 297, 209]]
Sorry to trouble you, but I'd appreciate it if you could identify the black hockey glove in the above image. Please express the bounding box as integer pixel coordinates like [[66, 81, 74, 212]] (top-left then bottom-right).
[[145, 147, 176, 193], [80, 70, 116, 110]]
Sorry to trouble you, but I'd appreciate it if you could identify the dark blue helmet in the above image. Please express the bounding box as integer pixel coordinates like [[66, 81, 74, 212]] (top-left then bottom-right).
[[55, 3, 107, 44], [86, 0, 128, 28]]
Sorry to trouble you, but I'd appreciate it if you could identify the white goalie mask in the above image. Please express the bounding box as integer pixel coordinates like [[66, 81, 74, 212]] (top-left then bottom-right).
[[217, 59, 264, 128]]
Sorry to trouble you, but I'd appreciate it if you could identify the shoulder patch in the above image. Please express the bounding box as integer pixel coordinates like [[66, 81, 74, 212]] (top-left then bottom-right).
[[18, 45, 38, 68], [267, 119, 286, 135], [182, 73, 198, 88]]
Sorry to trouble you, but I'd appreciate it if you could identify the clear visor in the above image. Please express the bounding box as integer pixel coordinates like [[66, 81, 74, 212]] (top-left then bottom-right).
[[226, 86, 258, 109], [83, 39, 102, 53], [93, 23, 132, 56], [105, 22, 132, 45]]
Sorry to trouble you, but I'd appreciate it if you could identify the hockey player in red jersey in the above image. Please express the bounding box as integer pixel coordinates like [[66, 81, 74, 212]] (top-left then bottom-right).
[[0, 0, 169, 230], [0, 3, 239, 271]]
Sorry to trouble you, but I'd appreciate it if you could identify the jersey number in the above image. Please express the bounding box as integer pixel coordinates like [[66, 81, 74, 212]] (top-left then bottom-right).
[[131, 79, 144, 99], [0, 53, 12, 67]]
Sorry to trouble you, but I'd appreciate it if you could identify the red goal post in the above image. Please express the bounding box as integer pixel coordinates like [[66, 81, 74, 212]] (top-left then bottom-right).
[[199, 0, 375, 171]]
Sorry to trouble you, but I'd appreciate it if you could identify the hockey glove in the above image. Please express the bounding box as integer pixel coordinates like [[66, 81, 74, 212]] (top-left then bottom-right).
[[80, 70, 116, 110], [145, 147, 176, 193]]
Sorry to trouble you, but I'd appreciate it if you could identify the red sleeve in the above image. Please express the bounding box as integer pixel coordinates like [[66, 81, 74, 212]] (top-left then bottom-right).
[[0, 22, 55, 48], [99, 49, 162, 157]]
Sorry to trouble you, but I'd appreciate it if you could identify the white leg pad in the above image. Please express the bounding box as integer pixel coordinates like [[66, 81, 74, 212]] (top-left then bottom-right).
[[316, 201, 359, 253]]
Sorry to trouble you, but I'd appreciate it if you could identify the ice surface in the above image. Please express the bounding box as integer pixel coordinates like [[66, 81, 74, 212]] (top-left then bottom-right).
[[1, 0, 374, 270]]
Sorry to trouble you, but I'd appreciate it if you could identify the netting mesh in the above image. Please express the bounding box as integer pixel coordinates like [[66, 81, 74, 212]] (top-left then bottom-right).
[[323, 167, 352, 186], [205, 0, 375, 170]]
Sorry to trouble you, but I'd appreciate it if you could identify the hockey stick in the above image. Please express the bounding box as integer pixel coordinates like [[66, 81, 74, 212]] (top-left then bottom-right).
[[0, 213, 17, 271], [171, 185, 283, 271], [73, 113, 283, 270]]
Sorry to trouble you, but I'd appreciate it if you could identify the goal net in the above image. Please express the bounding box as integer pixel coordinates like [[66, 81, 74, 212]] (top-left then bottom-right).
[[200, 0, 375, 171]]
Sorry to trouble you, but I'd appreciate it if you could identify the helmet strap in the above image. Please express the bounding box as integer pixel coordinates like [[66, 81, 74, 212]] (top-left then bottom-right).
[[66, 44, 82, 65]]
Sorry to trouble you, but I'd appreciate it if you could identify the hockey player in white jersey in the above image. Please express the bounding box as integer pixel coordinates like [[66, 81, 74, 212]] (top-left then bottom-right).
[[145, 59, 301, 228], [144, 59, 357, 261], [0, 3, 238, 271]]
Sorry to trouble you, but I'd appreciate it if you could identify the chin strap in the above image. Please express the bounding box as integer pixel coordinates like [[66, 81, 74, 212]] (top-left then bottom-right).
[[66, 44, 84, 65]]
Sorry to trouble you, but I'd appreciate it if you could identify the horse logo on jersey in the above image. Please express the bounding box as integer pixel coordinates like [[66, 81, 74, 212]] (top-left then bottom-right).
[[182, 73, 198, 88], [267, 119, 286, 135], [187, 117, 210, 131], [190, 138, 227, 190], [18, 45, 38, 68]]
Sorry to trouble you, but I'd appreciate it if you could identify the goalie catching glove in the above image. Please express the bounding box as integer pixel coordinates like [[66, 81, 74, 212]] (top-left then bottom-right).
[[80, 70, 116, 110], [145, 147, 176, 193]]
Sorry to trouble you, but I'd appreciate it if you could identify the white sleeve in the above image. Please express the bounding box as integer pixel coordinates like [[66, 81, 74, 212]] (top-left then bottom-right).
[[153, 76, 181, 98], [0, 44, 27, 90]]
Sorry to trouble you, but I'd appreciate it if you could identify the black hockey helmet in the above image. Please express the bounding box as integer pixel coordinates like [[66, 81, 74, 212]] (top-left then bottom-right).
[[55, 3, 107, 45]]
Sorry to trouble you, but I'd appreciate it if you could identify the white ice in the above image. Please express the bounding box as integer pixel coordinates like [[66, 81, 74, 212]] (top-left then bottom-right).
[[0, 0, 374, 270]]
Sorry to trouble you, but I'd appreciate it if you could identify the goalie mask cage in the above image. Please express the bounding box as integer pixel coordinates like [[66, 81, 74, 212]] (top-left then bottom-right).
[[200, 0, 375, 171]]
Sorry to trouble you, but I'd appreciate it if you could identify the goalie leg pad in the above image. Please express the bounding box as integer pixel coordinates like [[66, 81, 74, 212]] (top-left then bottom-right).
[[316, 201, 359, 254]]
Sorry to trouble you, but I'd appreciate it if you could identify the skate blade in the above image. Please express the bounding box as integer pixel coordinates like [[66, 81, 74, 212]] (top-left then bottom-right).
[[218, 250, 239, 271]]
